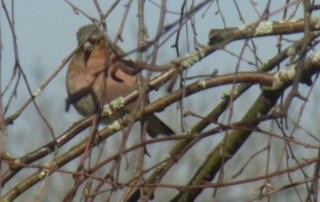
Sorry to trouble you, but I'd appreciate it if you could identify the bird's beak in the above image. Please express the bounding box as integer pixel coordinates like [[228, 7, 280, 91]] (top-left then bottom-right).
[[82, 42, 93, 66], [83, 41, 94, 53]]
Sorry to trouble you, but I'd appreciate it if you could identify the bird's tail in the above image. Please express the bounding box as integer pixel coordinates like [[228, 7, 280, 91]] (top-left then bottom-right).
[[146, 114, 174, 138]]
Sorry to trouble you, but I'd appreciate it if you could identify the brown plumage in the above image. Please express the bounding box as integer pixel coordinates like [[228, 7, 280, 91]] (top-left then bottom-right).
[[66, 24, 174, 138]]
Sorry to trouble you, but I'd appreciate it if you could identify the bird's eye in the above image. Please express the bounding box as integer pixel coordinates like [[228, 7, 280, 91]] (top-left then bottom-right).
[[89, 39, 100, 46]]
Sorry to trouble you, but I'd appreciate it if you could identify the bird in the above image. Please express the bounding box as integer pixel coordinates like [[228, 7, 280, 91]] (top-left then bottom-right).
[[66, 24, 174, 138]]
